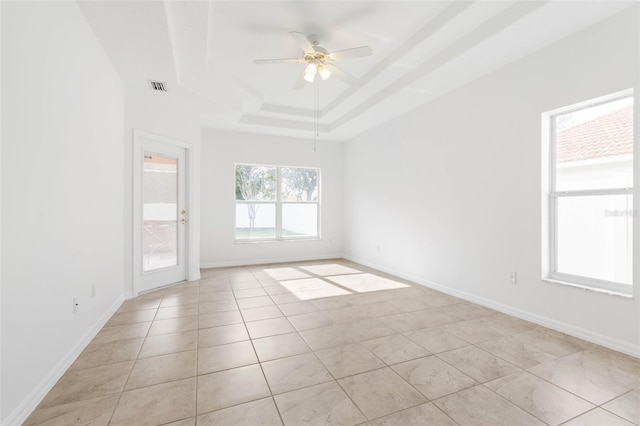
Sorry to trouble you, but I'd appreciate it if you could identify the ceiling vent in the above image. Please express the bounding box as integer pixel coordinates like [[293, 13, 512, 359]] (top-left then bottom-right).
[[148, 80, 167, 92]]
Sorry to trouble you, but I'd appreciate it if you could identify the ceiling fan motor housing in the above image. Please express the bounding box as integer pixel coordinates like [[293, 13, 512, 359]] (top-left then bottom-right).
[[304, 51, 331, 65], [304, 35, 330, 65]]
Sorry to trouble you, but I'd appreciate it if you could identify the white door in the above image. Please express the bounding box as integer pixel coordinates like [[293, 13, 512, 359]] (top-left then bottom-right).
[[138, 140, 187, 292]]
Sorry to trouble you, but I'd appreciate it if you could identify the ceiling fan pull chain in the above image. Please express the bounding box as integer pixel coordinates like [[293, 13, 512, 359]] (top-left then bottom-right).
[[314, 83, 318, 152]]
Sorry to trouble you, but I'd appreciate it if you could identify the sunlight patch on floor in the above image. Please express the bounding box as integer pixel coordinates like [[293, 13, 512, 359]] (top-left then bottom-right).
[[298, 263, 364, 277], [326, 273, 410, 292], [262, 267, 311, 281], [279, 278, 352, 300]]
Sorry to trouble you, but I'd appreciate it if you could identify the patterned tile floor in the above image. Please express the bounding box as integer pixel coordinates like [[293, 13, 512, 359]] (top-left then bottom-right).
[[25, 259, 640, 425]]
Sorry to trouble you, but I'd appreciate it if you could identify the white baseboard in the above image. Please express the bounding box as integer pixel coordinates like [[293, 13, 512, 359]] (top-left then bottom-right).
[[343, 254, 640, 359], [200, 253, 344, 269], [188, 271, 202, 281], [4, 296, 125, 426]]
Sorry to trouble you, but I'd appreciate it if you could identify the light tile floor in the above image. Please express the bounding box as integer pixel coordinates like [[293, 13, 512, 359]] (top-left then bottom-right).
[[25, 259, 640, 426]]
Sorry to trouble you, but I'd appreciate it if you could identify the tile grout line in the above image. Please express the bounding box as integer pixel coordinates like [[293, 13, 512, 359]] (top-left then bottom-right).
[[332, 363, 423, 423], [512, 349, 630, 409], [27, 261, 640, 425], [597, 386, 639, 406], [257, 265, 375, 423], [105, 287, 166, 425], [194, 283, 202, 422], [212, 264, 640, 424], [233, 272, 286, 426], [430, 337, 613, 425], [252, 270, 292, 426], [557, 405, 638, 426]]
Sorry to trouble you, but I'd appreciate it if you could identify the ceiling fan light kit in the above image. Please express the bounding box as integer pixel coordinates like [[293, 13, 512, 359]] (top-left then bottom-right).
[[254, 31, 372, 89], [304, 63, 317, 82], [318, 66, 331, 81]]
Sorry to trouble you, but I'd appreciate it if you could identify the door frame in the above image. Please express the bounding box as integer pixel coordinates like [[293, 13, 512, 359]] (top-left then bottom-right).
[[133, 130, 201, 295]]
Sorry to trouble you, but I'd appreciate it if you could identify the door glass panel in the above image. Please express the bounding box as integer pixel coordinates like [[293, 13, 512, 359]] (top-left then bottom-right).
[[143, 152, 178, 271]]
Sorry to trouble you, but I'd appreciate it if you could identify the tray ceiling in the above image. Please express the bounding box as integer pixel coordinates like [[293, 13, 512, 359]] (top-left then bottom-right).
[[78, 1, 636, 141]]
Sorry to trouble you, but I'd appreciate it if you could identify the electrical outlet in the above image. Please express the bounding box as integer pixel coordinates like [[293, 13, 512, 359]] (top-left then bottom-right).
[[509, 272, 517, 284], [73, 297, 79, 314]]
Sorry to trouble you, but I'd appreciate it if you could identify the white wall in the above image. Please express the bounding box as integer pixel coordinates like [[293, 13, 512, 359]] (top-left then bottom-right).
[[0, 1, 4, 420], [343, 9, 640, 356], [1, 2, 125, 422], [201, 130, 343, 267]]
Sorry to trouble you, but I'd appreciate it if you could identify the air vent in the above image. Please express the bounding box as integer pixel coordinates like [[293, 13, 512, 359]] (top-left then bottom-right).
[[148, 80, 167, 92]]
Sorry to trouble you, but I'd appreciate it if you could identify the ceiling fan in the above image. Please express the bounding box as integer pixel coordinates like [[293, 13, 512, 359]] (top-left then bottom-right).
[[253, 32, 372, 89]]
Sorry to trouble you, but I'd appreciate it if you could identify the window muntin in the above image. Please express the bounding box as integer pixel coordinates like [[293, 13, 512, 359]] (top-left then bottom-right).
[[546, 90, 634, 294], [235, 164, 320, 241]]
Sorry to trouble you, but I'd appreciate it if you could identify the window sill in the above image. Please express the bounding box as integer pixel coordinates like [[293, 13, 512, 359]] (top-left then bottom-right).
[[234, 238, 321, 244], [542, 278, 633, 299]]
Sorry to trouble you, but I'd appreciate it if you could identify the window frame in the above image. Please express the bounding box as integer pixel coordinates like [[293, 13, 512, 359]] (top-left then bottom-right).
[[234, 163, 321, 242], [543, 89, 634, 296]]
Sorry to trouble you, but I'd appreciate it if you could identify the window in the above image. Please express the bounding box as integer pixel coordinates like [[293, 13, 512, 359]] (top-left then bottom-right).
[[544, 90, 634, 295], [235, 164, 320, 241]]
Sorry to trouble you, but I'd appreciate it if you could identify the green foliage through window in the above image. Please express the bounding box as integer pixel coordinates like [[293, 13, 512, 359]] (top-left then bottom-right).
[[235, 165, 276, 201], [281, 168, 318, 202]]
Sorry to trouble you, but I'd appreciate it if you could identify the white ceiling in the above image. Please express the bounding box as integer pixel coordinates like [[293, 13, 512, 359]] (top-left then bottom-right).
[[78, 0, 636, 141]]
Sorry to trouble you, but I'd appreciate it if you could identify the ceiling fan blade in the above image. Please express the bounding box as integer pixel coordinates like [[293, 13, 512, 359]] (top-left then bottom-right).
[[290, 31, 315, 53], [325, 64, 358, 85], [293, 69, 308, 90], [254, 58, 303, 65], [329, 46, 372, 61]]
